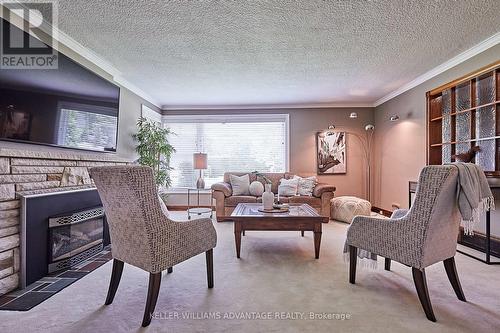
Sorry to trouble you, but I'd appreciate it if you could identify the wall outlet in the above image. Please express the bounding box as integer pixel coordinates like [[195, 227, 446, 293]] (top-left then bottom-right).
[[391, 203, 401, 210]]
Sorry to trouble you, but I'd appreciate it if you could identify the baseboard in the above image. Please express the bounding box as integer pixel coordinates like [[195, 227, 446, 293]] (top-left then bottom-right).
[[371, 206, 393, 217], [167, 205, 214, 211]]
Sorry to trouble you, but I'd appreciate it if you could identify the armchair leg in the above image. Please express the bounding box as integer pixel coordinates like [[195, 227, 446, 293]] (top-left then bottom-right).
[[443, 257, 466, 301], [206, 249, 214, 288], [349, 245, 357, 284], [412, 267, 436, 322], [142, 272, 162, 327], [384, 258, 391, 271], [301, 230, 305, 237], [105, 259, 124, 305]]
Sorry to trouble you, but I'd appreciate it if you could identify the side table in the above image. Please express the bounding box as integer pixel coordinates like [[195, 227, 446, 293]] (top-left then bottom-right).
[[187, 188, 213, 220]]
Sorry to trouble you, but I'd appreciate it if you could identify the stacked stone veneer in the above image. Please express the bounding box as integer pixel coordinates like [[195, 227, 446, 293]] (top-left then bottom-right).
[[0, 148, 129, 295]]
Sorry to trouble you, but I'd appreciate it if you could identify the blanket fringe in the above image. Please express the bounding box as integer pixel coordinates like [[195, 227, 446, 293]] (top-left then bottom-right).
[[461, 196, 495, 236], [343, 252, 378, 270]]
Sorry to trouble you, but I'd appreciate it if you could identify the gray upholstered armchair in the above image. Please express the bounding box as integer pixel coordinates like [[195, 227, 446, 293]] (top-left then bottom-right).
[[346, 165, 466, 322], [90, 166, 217, 327]]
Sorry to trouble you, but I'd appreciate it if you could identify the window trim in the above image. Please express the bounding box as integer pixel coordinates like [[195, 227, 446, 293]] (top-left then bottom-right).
[[162, 113, 291, 182]]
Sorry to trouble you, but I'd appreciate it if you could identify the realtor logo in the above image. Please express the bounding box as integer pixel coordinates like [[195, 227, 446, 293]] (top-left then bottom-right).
[[0, 1, 58, 69]]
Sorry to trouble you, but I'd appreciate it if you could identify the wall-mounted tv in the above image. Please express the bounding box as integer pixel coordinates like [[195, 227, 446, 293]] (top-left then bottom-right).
[[0, 18, 120, 152]]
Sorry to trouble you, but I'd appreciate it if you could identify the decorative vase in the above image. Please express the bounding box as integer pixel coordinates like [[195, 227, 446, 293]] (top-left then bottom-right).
[[262, 183, 274, 210]]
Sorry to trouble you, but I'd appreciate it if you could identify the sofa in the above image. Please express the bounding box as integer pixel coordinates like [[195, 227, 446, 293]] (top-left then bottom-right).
[[211, 172, 336, 222]]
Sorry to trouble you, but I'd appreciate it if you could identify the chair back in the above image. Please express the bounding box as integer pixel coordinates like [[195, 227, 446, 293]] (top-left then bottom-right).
[[90, 166, 167, 271], [409, 165, 461, 267]]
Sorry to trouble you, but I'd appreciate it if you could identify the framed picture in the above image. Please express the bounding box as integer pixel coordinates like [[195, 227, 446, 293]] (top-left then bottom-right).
[[316, 131, 346, 174], [0, 107, 31, 141]]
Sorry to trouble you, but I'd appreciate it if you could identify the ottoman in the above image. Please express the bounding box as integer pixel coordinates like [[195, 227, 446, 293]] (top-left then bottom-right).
[[330, 196, 371, 223]]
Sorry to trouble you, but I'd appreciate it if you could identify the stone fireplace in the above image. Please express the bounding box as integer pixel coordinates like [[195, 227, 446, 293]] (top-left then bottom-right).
[[0, 148, 129, 295]]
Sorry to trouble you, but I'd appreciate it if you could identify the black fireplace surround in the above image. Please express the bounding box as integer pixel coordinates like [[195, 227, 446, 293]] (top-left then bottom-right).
[[20, 188, 110, 288]]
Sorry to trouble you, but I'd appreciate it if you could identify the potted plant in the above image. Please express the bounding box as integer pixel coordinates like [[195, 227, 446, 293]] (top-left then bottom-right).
[[133, 117, 175, 191], [251, 171, 272, 185]]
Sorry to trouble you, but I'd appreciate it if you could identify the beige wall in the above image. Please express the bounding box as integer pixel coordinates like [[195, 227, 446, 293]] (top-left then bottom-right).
[[373, 44, 500, 211], [165, 108, 374, 199]]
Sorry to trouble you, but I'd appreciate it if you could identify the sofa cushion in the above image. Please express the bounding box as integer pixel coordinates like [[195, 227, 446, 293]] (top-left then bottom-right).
[[288, 195, 321, 207], [331, 196, 371, 223], [257, 196, 290, 203], [278, 178, 299, 196], [276, 196, 289, 203], [224, 172, 257, 183], [225, 195, 257, 207], [258, 173, 285, 193], [230, 174, 251, 195]]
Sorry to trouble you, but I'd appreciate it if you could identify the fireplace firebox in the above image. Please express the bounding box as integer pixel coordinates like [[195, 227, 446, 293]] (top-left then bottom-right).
[[20, 188, 110, 288], [48, 206, 105, 273]]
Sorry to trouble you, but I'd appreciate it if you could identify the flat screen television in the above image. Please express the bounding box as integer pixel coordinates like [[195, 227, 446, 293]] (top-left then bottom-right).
[[0, 19, 120, 152]]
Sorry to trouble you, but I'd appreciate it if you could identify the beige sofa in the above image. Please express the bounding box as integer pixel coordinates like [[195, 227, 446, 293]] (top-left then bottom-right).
[[211, 172, 336, 222]]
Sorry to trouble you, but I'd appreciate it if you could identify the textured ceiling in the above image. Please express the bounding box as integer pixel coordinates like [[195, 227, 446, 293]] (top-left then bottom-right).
[[53, 0, 500, 108]]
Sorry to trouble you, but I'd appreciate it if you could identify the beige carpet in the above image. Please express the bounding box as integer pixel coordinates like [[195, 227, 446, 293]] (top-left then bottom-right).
[[1, 212, 499, 333]]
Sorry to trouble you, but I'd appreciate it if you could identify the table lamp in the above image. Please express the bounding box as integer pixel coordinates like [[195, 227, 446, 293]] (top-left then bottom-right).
[[193, 153, 208, 189]]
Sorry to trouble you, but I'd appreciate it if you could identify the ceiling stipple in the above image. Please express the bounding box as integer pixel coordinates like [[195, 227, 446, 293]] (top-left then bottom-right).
[[50, 1, 500, 108]]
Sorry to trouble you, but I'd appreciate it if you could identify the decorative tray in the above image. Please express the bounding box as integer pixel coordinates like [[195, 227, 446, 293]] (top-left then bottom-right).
[[258, 207, 289, 213]]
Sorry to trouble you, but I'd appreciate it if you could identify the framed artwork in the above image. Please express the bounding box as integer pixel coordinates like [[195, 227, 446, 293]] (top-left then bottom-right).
[[0, 107, 31, 141], [316, 131, 346, 174]]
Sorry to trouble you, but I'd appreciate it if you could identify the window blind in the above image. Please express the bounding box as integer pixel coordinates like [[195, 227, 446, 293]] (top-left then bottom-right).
[[164, 115, 288, 188]]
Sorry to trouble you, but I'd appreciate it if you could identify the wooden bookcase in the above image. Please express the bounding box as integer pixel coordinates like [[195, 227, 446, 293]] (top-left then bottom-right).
[[426, 61, 500, 177]]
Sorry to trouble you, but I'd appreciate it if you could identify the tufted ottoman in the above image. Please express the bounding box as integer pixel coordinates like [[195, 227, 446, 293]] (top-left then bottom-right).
[[330, 196, 371, 223]]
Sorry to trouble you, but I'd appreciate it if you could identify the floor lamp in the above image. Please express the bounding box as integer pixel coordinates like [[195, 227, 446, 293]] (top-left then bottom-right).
[[327, 124, 375, 202]]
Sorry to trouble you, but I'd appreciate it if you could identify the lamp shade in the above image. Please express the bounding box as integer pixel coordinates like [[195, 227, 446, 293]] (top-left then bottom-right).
[[193, 153, 208, 169]]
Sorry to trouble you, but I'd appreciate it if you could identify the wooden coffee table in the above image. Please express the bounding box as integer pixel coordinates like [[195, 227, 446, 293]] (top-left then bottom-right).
[[230, 203, 329, 259]]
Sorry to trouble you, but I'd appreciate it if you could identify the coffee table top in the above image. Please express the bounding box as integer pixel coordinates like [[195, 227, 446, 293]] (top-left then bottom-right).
[[231, 203, 326, 220]]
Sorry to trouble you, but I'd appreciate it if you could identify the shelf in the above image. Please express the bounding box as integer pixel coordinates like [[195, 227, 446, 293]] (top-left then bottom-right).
[[430, 136, 500, 147], [427, 62, 499, 172], [430, 100, 500, 122]]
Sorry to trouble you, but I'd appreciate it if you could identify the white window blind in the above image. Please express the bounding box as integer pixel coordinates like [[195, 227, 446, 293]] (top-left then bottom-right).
[[164, 114, 289, 188]]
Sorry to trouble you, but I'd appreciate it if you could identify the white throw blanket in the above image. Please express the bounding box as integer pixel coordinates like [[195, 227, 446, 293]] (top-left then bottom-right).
[[450, 163, 495, 235], [344, 163, 495, 268]]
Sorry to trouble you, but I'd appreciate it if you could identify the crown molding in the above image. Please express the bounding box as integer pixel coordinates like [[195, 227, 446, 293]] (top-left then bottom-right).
[[374, 32, 500, 107], [162, 102, 374, 111], [2, 1, 161, 108]]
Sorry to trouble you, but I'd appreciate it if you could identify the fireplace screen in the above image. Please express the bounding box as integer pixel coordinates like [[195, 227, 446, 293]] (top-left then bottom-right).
[[48, 207, 104, 272]]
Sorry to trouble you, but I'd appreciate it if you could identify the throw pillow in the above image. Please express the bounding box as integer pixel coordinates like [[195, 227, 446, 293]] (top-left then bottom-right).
[[278, 178, 299, 197], [293, 175, 317, 196], [249, 181, 264, 196], [230, 174, 251, 195]]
